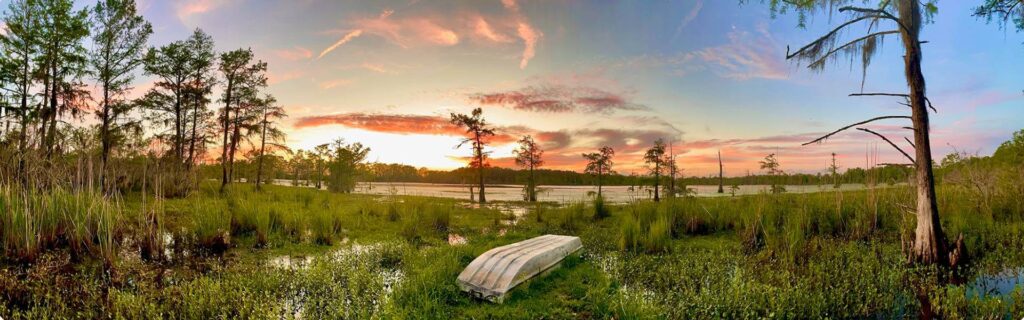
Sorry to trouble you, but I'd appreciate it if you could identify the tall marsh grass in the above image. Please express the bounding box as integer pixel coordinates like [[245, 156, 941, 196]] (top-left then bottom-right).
[[0, 185, 121, 266]]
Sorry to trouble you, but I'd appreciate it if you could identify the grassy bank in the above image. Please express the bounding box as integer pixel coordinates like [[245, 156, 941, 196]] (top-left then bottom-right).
[[1, 181, 1023, 319]]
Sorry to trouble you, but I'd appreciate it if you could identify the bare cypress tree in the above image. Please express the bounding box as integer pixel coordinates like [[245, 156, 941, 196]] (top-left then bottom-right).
[[90, 0, 153, 190], [763, 0, 955, 265], [450, 107, 495, 203], [513, 135, 543, 202], [830, 152, 841, 189]]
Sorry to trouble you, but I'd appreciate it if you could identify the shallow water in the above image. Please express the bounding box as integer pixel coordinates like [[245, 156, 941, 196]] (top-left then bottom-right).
[[968, 267, 1024, 298], [271, 179, 887, 203]]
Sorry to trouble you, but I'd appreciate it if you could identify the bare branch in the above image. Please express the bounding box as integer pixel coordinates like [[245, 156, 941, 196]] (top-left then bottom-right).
[[803, 116, 912, 146], [848, 92, 938, 113], [904, 136, 916, 149], [838, 6, 908, 32], [786, 15, 889, 60], [806, 30, 899, 69], [856, 127, 915, 164]]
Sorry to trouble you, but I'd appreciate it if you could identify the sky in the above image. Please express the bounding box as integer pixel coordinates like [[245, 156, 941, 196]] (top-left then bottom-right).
[[121, 0, 1023, 176]]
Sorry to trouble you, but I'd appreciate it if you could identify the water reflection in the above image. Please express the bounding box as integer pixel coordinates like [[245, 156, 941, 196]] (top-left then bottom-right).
[[968, 267, 1024, 298], [272, 179, 894, 204]]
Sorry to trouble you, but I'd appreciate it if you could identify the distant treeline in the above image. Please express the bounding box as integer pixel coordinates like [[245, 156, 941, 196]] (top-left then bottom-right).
[[359, 162, 914, 186]]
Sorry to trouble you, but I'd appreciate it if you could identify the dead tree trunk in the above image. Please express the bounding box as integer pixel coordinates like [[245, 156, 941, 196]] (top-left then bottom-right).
[[899, 0, 947, 265], [717, 150, 725, 194]]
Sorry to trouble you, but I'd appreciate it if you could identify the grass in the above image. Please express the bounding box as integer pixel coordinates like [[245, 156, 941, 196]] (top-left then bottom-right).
[[1, 179, 1023, 319]]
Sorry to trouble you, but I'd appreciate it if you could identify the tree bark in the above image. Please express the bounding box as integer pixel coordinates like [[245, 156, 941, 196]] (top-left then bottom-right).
[[219, 77, 233, 192], [476, 134, 486, 203], [718, 150, 725, 193], [255, 112, 268, 190], [899, 0, 948, 265]]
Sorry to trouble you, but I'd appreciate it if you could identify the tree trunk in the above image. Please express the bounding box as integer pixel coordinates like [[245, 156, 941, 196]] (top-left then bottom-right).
[[597, 169, 603, 198], [718, 150, 725, 193], [899, 0, 948, 266], [219, 78, 233, 192], [255, 114, 268, 191], [476, 136, 486, 203], [653, 165, 660, 202], [100, 78, 111, 191]]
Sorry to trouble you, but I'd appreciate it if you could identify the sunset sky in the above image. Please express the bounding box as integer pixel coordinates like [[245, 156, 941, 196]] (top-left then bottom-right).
[[126, 0, 1022, 176]]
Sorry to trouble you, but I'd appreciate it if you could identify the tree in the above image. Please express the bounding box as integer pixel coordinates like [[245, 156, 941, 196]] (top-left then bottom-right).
[[975, 0, 1024, 32], [143, 40, 191, 163], [217, 48, 267, 191], [1, 0, 40, 177], [253, 95, 287, 190], [36, 0, 90, 160], [644, 139, 667, 202], [326, 139, 369, 193], [513, 135, 543, 202], [90, 0, 153, 189], [583, 146, 615, 198], [450, 107, 495, 203], [759, 153, 785, 194], [666, 142, 679, 198], [183, 29, 216, 170], [312, 143, 330, 189], [992, 129, 1024, 164], [764, 0, 954, 266], [717, 150, 725, 193], [830, 153, 841, 189]]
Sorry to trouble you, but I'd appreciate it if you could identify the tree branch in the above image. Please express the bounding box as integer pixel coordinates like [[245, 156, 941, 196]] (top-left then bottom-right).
[[806, 30, 899, 69], [786, 15, 889, 59], [838, 6, 908, 32], [856, 127, 915, 164], [803, 116, 912, 146], [904, 136, 916, 149], [848, 92, 938, 113]]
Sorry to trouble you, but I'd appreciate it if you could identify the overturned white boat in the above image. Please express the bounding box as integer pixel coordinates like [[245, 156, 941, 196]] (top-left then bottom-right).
[[457, 234, 583, 303]]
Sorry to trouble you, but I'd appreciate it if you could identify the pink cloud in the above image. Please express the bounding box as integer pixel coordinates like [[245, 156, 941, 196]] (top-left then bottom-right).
[[693, 24, 788, 80], [175, 0, 231, 22], [318, 29, 364, 59], [472, 15, 513, 43], [470, 85, 647, 114], [274, 46, 313, 61], [318, 79, 353, 89]]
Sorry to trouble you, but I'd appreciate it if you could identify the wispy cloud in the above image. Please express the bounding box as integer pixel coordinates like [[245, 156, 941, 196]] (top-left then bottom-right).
[[470, 85, 647, 114], [175, 0, 232, 22], [318, 29, 364, 59], [502, 0, 542, 69], [318, 79, 353, 89], [274, 46, 313, 61], [673, 0, 703, 40], [693, 24, 789, 80]]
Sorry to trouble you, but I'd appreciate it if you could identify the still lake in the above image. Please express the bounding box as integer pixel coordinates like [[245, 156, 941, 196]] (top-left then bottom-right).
[[272, 180, 884, 203]]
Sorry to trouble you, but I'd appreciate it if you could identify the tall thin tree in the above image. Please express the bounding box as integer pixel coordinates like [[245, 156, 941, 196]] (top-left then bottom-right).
[[583, 146, 614, 198], [513, 135, 544, 202], [90, 0, 153, 190], [450, 107, 495, 203], [253, 95, 287, 190], [644, 139, 667, 202]]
